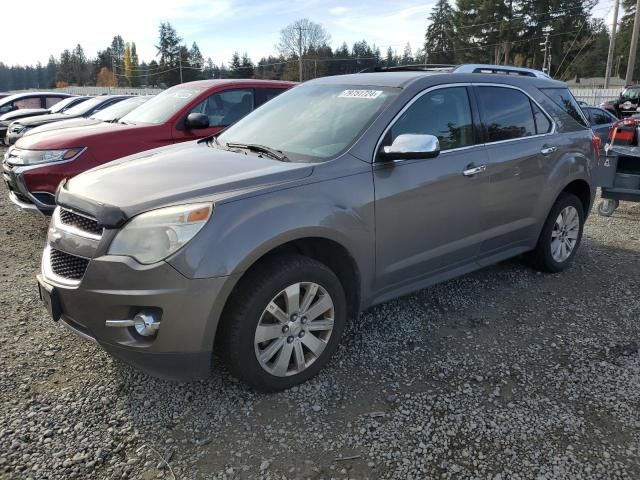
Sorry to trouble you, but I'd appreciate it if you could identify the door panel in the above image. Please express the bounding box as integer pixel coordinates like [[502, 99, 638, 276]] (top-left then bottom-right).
[[474, 85, 557, 257], [374, 86, 490, 292]]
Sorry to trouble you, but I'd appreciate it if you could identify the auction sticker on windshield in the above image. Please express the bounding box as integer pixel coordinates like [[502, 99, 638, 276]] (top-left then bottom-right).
[[338, 90, 383, 99]]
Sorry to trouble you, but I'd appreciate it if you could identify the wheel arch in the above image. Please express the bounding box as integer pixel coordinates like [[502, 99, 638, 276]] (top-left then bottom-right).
[[213, 235, 363, 350]]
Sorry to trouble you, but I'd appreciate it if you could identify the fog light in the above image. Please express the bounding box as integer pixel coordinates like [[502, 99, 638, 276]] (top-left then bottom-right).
[[133, 312, 160, 337]]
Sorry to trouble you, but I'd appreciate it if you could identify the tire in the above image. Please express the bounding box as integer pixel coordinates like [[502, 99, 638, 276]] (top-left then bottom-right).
[[524, 193, 585, 273], [597, 199, 619, 217], [219, 254, 347, 392]]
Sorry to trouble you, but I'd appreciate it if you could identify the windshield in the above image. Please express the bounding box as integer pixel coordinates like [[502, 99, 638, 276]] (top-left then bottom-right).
[[120, 86, 204, 124], [49, 96, 83, 113], [218, 84, 399, 161], [621, 88, 640, 100], [63, 96, 110, 116], [91, 96, 150, 121]]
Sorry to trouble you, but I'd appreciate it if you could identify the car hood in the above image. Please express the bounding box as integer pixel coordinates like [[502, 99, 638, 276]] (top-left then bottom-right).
[[23, 117, 103, 137], [16, 112, 79, 128], [0, 108, 48, 121], [60, 141, 314, 224], [15, 121, 135, 150]]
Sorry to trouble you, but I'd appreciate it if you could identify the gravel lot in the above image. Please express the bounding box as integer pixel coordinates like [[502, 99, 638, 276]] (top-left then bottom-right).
[[1, 143, 639, 479]]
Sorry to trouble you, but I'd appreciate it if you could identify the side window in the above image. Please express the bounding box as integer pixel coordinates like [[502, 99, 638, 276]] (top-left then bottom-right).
[[540, 88, 589, 128], [189, 89, 254, 127], [14, 97, 41, 109], [532, 102, 553, 134], [477, 87, 536, 142], [390, 86, 475, 151], [0, 102, 15, 114], [590, 109, 613, 125], [255, 88, 286, 108], [45, 97, 63, 108]]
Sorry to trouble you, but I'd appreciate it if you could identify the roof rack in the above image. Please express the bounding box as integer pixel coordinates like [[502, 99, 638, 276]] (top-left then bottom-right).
[[359, 64, 456, 73], [359, 63, 551, 79], [453, 64, 551, 79]]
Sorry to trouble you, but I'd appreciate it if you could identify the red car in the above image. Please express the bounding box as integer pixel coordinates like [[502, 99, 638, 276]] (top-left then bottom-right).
[[2, 79, 295, 213]]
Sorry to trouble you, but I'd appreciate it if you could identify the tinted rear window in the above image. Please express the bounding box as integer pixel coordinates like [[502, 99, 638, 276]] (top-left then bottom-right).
[[477, 86, 536, 142], [540, 88, 589, 128]]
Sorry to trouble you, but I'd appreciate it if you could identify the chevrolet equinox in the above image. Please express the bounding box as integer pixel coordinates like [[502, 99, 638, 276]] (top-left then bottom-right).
[[37, 68, 598, 391]]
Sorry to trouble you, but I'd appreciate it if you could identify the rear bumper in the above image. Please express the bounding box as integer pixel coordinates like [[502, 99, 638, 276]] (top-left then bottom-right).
[[38, 254, 234, 382]]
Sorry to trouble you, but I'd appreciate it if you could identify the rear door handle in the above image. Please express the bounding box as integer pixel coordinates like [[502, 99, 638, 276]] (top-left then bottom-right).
[[463, 164, 487, 176], [540, 146, 558, 155]]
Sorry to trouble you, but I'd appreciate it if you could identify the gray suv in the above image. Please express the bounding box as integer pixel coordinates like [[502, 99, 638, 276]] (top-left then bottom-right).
[[37, 68, 597, 391]]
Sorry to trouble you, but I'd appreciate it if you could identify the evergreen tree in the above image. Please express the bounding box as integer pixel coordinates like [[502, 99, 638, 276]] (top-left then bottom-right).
[[424, 0, 456, 64], [229, 51, 244, 78]]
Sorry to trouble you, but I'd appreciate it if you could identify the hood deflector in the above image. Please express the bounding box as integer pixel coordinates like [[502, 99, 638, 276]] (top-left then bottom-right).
[[56, 180, 128, 228]]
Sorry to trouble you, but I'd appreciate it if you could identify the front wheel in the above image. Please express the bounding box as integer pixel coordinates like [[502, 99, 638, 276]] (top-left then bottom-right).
[[220, 254, 346, 391], [525, 193, 585, 273]]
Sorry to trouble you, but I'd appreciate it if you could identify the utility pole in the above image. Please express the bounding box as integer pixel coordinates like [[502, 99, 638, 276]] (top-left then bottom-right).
[[626, 0, 640, 85], [178, 50, 183, 84], [605, 0, 620, 88], [112, 56, 117, 89], [297, 25, 303, 82], [540, 26, 553, 75]]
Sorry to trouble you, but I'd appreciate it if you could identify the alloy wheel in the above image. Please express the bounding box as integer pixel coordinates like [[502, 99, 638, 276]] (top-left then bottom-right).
[[254, 282, 335, 377], [550, 205, 580, 263]]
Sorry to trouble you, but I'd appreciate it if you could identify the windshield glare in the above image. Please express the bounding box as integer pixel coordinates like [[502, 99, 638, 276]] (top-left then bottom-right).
[[63, 96, 110, 116], [49, 97, 82, 113], [621, 88, 640, 100], [218, 84, 398, 161], [120, 87, 203, 124], [91, 97, 150, 121]]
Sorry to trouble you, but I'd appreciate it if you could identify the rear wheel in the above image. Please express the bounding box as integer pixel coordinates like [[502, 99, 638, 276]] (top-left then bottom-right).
[[525, 193, 585, 273], [220, 254, 346, 391]]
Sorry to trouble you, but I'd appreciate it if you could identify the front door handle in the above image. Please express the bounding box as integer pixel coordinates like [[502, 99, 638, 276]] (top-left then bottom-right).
[[541, 146, 558, 155], [463, 164, 487, 176]]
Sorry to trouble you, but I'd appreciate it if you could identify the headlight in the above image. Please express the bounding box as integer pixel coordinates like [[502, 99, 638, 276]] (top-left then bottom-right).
[[108, 203, 213, 264], [6, 147, 85, 166]]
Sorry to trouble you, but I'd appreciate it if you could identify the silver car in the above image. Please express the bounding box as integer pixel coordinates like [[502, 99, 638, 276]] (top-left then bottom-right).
[[37, 68, 598, 391]]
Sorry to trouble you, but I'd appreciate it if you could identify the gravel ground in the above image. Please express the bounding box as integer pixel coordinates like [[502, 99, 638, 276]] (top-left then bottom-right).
[[1, 143, 639, 479]]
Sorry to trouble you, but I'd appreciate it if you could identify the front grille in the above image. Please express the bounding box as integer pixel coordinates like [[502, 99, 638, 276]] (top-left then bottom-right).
[[49, 248, 89, 281], [59, 208, 102, 236]]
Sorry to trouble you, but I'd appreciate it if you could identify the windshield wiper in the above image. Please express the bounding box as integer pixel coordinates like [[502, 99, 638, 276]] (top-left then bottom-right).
[[225, 142, 289, 162]]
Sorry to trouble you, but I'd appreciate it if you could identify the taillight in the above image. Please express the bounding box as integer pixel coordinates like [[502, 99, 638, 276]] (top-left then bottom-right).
[[591, 132, 601, 161], [609, 118, 637, 145]]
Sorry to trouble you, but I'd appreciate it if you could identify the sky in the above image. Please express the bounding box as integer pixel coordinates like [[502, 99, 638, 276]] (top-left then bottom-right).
[[0, 0, 619, 67]]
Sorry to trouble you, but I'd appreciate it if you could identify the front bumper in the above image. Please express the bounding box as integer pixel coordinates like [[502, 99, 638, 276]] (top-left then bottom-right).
[[2, 160, 61, 214], [39, 251, 231, 381]]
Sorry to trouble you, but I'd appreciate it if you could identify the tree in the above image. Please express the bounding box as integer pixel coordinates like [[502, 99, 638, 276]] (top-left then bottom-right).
[[424, 0, 456, 64], [70, 44, 89, 85], [96, 67, 117, 87], [277, 18, 331, 81], [156, 22, 183, 86], [58, 49, 73, 84], [229, 51, 244, 78], [124, 43, 133, 86]]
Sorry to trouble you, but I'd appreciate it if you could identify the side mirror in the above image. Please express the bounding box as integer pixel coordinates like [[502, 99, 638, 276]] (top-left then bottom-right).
[[185, 113, 209, 129], [379, 134, 440, 161]]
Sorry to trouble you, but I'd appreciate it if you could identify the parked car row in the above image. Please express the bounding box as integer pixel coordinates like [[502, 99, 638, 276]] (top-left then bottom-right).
[[3, 66, 603, 391], [3, 80, 294, 212]]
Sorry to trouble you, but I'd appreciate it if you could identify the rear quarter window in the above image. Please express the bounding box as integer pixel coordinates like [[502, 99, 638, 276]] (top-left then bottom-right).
[[540, 88, 589, 130]]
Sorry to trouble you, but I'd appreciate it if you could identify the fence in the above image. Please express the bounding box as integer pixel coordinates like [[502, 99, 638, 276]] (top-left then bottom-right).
[[56, 86, 162, 96], [569, 87, 620, 106]]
